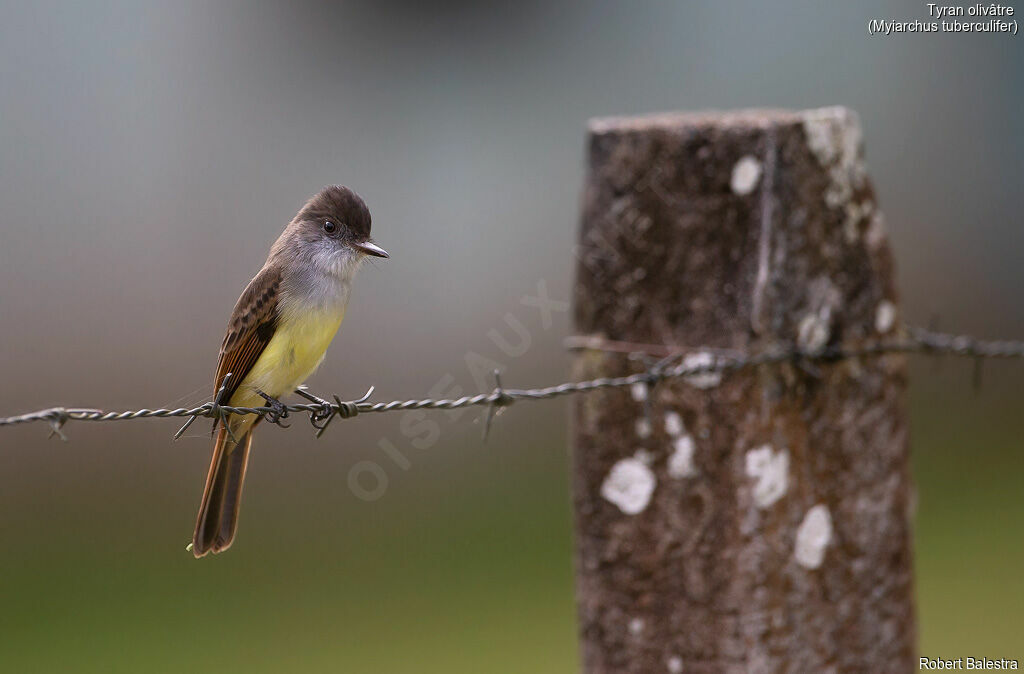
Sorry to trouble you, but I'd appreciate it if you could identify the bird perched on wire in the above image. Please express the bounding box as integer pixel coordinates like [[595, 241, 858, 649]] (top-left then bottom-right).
[[192, 185, 388, 557]]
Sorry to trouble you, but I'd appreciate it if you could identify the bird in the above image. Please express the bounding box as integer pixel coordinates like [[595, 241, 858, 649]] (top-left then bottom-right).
[[191, 185, 388, 557]]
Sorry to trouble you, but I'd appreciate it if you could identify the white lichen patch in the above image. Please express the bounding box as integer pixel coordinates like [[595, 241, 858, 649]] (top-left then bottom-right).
[[636, 417, 652, 439], [601, 456, 657, 515], [843, 201, 864, 244], [843, 199, 875, 245], [801, 107, 867, 210], [667, 655, 684, 673], [628, 617, 645, 635], [875, 300, 897, 334], [664, 411, 685, 437], [803, 110, 841, 165], [794, 504, 833, 569], [797, 277, 841, 354], [630, 382, 649, 402], [634, 448, 655, 465], [745, 444, 789, 508], [730, 155, 762, 195], [681, 351, 722, 389], [797, 313, 831, 354], [668, 435, 697, 478], [865, 212, 888, 251]]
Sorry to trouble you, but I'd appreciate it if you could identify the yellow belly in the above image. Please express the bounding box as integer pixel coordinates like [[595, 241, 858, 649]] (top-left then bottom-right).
[[230, 306, 345, 409]]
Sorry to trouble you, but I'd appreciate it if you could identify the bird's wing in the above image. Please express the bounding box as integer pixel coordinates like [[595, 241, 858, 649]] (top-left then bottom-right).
[[213, 265, 282, 409]]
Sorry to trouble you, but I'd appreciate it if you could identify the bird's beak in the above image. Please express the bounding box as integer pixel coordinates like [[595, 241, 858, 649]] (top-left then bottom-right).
[[355, 241, 389, 258]]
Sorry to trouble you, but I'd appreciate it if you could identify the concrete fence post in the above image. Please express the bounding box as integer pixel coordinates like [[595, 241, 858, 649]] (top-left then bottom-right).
[[571, 108, 915, 673]]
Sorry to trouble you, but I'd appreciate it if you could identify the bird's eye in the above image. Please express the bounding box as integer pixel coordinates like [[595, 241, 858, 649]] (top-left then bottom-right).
[[323, 221, 337, 234]]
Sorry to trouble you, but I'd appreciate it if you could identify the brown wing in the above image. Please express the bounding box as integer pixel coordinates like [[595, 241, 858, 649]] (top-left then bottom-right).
[[213, 265, 282, 407]]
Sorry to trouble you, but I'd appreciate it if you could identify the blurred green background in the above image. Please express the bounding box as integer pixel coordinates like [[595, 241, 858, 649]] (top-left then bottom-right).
[[0, 2, 1021, 671]]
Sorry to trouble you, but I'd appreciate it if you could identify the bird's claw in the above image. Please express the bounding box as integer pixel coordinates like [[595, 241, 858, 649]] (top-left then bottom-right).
[[256, 389, 290, 428]]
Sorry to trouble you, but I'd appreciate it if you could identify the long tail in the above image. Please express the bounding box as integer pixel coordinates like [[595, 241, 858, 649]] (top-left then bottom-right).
[[192, 425, 253, 557]]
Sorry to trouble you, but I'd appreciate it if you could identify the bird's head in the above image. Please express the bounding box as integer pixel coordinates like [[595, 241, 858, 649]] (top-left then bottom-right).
[[282, 185, 389, 280]]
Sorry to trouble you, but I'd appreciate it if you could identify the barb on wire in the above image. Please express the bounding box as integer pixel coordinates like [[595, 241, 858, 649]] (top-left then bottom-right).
[[482, 370, 513, 442], [1, 327, 1022, 440]]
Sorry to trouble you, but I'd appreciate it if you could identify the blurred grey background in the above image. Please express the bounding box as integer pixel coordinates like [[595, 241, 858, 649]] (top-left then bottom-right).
[[0, 2, 1021, 672]]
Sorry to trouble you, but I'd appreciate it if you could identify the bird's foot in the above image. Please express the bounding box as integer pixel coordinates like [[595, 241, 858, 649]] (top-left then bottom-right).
[[255, 389, 290, 428]]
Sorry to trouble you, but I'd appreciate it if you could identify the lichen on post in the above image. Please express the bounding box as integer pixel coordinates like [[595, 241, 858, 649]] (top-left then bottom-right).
[[572, 108, 915, 673]]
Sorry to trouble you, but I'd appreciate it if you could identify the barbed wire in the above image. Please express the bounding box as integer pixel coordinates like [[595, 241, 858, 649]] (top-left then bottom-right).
[[1, 327, 1022, 441]]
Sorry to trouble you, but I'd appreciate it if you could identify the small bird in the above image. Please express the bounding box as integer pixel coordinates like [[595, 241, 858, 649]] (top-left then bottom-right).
[[192, 185, 388, 557]]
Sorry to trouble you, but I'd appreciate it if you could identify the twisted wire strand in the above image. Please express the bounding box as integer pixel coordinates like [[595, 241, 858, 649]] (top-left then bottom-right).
[[1, 327, 1021, 438]]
